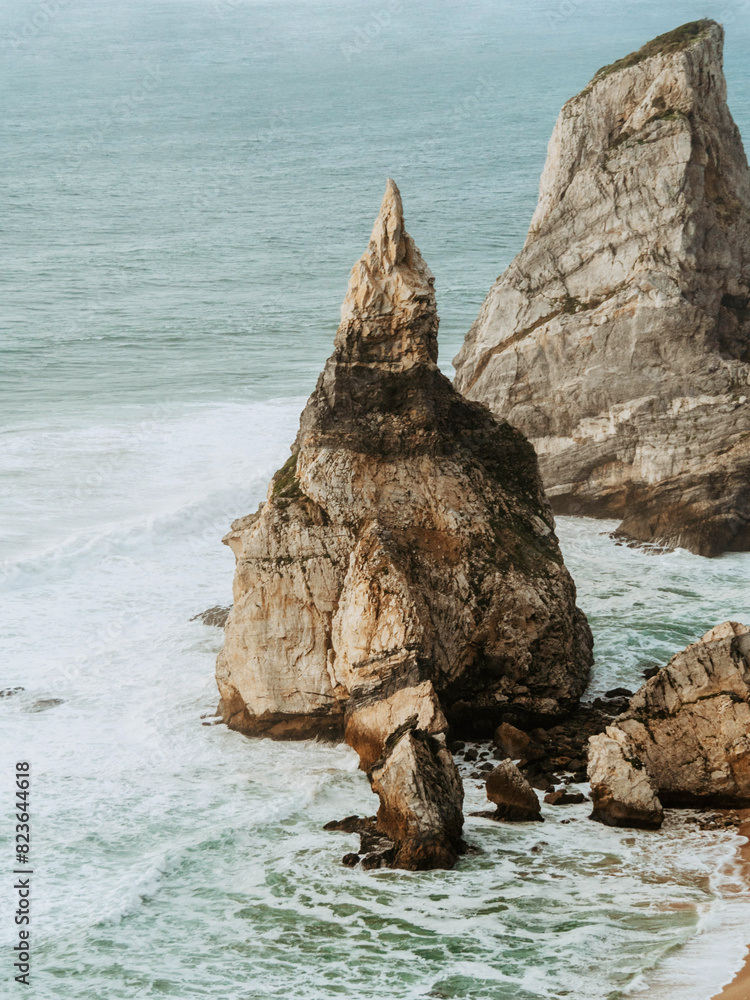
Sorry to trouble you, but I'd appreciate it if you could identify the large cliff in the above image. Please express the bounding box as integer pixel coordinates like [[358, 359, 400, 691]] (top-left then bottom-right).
[[216, 180, 593, 774], [454, 20, 750, 557]]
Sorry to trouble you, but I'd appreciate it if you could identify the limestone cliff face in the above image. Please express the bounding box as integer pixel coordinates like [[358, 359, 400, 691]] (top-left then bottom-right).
[[454, 21, 750, 557], [217, 180, 593, 770]]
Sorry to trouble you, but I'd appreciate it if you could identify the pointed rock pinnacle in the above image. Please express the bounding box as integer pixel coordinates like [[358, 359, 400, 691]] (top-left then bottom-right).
[[337, 179, 438, 367]]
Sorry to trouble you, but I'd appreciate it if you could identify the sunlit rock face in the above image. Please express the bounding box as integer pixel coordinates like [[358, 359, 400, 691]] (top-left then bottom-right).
[[216, 179, 593, 771], [454, 21, 750, 557]]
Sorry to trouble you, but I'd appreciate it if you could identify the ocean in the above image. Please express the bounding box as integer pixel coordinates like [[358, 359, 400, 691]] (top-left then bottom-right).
[[2, 1, 750, 997]]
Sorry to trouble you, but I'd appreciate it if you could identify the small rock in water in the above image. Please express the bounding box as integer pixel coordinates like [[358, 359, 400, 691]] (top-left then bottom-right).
[[485, 760, 542, 822], [544, 790, 587, 805], [463, 748, 478, 762], [605, 687, 633, 699], [0, 687, 24, 698], [190, 605, 231, 627], [493, 722, 530, 759], [642, 666, 660, 680], [342, 853, 360, 867]]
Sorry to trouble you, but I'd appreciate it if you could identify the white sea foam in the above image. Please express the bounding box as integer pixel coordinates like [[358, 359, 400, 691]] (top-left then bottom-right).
[[2, 393, 749, 999]]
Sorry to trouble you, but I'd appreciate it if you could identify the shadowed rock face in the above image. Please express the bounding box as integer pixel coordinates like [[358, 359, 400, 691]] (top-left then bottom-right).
[[216, 180, 592, 773], [454, 21, 750, 557]]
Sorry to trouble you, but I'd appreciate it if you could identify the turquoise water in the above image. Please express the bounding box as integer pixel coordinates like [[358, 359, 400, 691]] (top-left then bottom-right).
[[2, 1, 750, 997]]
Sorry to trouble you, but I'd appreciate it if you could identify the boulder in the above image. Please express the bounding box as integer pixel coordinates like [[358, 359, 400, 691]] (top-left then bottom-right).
[[493, 721, 530, 759], [616, 623, 750, 806], [484, 759, 542, 821], [544, 789, 587, 805], [216, 178, 593, 768], [587, 728, 664, 829], [369, 721, 464, 870], [453, 20, 750, 557]]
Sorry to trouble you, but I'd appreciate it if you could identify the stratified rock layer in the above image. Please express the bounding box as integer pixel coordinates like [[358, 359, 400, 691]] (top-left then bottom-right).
[[217, 179, 593, 770], [454, 21, 750, 556]]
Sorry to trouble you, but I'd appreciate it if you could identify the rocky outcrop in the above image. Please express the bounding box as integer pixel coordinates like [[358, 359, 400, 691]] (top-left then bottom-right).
[[587, 622, 750, 823], [216, 178, 593, 775], [588, 727, 663, 828], [369, 721, 464, 869], [617, 622, 750, 806], [484, 759, 542, 821], [454, 20, 750, 556]]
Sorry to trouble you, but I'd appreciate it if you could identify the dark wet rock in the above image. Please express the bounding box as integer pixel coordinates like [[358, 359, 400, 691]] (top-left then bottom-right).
[[191, 605, 232, 627], [605, 687, 633, 699], [0, 687, 24, 698], [342, 853, 360, 867], [485, 760, 543, 821], [463, 747, 478, 762], [493, 722, 531, 759], [544, 789, 587, 805]]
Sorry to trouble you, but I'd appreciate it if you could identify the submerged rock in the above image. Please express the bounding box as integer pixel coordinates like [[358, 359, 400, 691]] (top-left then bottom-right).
[[588, 728, 664, 829], [369, 720, 464, 870], [454, 20, 750, 557], [216, 178, 592, 768], [483, 759, 542, 821]]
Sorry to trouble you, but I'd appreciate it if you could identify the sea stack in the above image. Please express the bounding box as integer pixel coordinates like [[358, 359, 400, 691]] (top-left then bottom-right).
[[454, 21, 750, 556], [216, 180, 592, 786]]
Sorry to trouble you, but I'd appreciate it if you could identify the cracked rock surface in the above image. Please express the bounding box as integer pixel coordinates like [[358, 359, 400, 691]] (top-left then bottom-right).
[[454, 20, 750, 556], [215, 180, 593, 867], [587, 622, 750, 821]]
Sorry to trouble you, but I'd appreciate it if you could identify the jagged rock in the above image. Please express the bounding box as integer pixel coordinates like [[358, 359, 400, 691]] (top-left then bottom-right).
[[191, 605, 231, 627], [615, 623, 750, 806], [454, 20, 750, 557], [484, 759, 542, 821], [588, 727, 664, 828], [216, 178, 593, 771], [368, 722, 464, 870], [493, 721, 530, 759]]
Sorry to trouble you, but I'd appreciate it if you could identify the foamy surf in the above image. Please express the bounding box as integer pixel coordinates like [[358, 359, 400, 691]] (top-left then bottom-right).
[[1, 391, 748, 998]]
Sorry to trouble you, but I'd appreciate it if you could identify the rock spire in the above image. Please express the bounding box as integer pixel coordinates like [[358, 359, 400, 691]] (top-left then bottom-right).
[[216, 180, 593, 867]]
